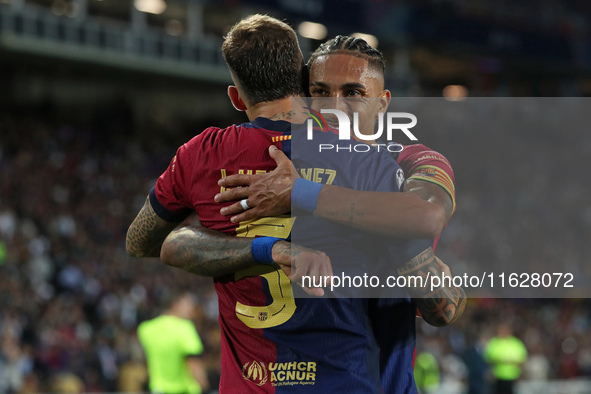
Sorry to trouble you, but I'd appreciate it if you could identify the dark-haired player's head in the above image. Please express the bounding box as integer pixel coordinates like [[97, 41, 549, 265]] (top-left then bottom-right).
[[222, 15, 304, 109], [307, 35, 386, 81], [307, 35, 390, 141]]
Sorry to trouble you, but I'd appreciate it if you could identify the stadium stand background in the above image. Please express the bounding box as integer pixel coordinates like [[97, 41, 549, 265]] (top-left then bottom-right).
[[1, 0, 591, 393]]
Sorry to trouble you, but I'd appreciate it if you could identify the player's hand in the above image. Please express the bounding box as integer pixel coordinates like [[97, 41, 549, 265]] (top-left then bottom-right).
[[215, 146, 299, 223], [435, 257, 452, 278], [272, 241, 333, 297]]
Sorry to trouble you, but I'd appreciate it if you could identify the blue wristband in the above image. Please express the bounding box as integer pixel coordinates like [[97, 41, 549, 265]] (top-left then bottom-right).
[[292, 178, 323, 212], [251, 237, 282, 265]]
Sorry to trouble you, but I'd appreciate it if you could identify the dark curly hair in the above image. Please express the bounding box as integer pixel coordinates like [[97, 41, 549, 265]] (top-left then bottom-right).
[[307, 35, 385, 76]]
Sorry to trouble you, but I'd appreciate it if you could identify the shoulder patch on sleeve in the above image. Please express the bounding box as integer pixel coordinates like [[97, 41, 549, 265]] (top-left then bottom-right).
[[408, 165, 456, 215]]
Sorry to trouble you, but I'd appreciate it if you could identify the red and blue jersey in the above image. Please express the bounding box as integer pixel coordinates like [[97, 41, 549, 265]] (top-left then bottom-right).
[[152, 117, 424, 393]]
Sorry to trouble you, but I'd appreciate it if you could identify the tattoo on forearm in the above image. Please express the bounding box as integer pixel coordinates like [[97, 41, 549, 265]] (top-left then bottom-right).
[[274, 242, 293, 258], [397, 247, 467, 327], [126, 197, 169, 257], [348, 202, 356, 224], [320, 203, 365, 224], [397, 247, 433, 276], [165, 227, 255, 277]]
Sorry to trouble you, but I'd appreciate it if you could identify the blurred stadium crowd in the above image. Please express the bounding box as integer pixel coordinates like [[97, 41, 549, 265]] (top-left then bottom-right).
[[0, 108, 224, 393], [1, 100, 591, 393]]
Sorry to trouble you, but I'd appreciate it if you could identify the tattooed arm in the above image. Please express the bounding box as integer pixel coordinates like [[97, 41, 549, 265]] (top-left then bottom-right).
[[127, 195, 332, 294], [159, 213, 263, 276], [160, 213, 332, 296], [125, 197, 288, 272], [126, 197, 182, 258], [397, 247, 466, 327]]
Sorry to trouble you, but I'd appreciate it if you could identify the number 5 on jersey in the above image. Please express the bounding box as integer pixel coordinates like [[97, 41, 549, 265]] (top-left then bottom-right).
[[235, 215, 296, 329]]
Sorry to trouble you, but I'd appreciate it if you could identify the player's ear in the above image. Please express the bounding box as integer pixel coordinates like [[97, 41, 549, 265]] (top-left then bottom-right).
[[379, 89, 391, 113], [228, 86, 247, 111]]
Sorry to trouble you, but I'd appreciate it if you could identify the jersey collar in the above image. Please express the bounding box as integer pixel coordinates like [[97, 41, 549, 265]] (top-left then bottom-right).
[[249, 116, 305, 133]]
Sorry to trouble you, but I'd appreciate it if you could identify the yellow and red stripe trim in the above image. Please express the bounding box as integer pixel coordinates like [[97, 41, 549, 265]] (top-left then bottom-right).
[[271, 135, 292, 143], [407, 164, 456, 215]]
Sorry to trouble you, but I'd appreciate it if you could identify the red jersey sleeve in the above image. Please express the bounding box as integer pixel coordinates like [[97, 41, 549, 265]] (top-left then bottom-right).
[[150, 142, 194, 222], [397, 144, 456, 216]]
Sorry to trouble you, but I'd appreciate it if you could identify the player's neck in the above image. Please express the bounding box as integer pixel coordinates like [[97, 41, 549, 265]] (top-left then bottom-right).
[[246, 96, 308, 123]]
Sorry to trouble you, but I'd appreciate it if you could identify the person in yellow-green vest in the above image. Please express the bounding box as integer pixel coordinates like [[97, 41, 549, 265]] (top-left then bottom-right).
[[485, 323, 528, 394], [138, 292, 209, 394], [414, 352, 440, 393]]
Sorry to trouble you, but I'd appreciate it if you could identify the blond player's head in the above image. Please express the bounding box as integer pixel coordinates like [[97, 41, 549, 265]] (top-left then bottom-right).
[[222, 15, 305, 107]]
